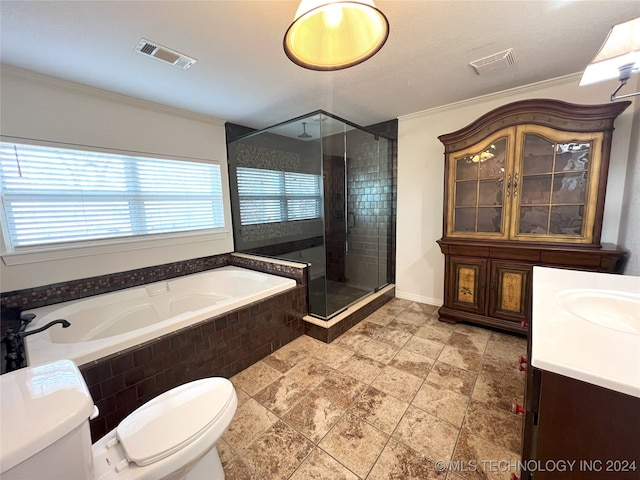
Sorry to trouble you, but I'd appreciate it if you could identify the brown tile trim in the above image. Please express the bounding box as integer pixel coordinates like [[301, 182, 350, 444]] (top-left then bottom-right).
[[304, 287, 395, 343]]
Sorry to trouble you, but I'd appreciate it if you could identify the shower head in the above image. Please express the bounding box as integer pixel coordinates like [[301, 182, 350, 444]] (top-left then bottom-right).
[[298, 122, 312, 139]]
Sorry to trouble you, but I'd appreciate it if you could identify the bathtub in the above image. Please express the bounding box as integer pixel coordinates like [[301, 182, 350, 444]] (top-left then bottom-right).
[[24, 266, 296, 367]]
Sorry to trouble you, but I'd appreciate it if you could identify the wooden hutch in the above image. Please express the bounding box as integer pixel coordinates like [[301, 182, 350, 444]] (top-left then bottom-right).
[[437, 99, 630, 334]]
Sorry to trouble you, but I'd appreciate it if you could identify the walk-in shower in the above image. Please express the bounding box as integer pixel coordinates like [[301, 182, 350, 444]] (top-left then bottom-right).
[[227, 111, 394, 320]]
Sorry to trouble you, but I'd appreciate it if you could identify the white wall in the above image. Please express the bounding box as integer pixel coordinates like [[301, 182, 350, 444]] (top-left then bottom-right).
[[617, 75, 640, 276], [0, 66, 234, 291], [396, 74, 636, 305]]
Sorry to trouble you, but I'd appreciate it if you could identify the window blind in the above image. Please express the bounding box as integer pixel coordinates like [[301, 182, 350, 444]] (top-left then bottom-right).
[[0, 142, 224, 249], [236, 167, 321, 225]]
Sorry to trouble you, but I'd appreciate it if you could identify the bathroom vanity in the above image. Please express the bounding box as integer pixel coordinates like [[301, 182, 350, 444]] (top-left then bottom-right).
[[519, 267, 640, 479]]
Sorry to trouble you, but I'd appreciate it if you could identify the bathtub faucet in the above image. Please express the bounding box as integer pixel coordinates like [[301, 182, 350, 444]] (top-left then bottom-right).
[[20, 319, 71, 338], [2, 319, 71, 373]]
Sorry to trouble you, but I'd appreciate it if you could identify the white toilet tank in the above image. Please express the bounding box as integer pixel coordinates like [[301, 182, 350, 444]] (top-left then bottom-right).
[[0, 359, 97, 480]]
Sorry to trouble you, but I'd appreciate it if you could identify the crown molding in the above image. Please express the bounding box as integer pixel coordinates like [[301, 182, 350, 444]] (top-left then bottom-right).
[[0, 64, 226, 126], [399, 72, 584, 121]]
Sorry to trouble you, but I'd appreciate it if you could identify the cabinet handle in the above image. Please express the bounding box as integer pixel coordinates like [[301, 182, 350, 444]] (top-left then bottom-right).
[[513, 173, 519, 197], [506, 173, 512, 197], [512, 403, 526, 415]]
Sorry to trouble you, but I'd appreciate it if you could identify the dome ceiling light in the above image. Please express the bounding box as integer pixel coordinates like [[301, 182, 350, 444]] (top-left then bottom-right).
[[284, 0, 389, 71]]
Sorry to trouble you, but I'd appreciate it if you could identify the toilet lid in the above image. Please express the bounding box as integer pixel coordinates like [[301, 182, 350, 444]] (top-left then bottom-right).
[[116, 377, 234, 466]]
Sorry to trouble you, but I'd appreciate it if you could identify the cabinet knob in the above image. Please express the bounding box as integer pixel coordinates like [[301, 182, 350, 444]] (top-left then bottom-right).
[[518, 355, 528, 371], [512, 403, 526, 415]]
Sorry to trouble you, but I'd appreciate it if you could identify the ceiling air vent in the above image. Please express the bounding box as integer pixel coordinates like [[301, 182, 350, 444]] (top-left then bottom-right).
[[470, 48, 516, 75], [135, 38, 196, 70]]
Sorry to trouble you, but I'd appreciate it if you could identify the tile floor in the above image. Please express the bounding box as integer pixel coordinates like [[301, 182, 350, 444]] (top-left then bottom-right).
[[219, 298, 527, 480]]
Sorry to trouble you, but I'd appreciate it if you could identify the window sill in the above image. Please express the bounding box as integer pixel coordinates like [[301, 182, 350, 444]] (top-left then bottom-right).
[[2, 229, 230, 266]]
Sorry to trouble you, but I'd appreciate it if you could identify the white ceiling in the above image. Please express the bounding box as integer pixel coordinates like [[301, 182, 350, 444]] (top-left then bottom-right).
[[1, 1, 639, 130]]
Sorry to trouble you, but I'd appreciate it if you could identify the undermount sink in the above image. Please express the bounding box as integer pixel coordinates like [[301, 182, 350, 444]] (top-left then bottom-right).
[[555, 289, 640, 335]]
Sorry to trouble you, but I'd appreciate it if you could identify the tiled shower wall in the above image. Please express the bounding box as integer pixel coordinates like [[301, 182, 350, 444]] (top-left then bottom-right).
[[344, 129, 394, 290]]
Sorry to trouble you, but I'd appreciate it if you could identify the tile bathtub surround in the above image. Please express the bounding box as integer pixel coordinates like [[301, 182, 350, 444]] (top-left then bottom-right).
[[80, 283, 307, 442], [221, 298, 527, 480]]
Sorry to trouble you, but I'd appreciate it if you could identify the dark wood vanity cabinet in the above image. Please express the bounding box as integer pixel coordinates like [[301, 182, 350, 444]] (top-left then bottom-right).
[[521, 365, 640, 480], [437, 99, 630, 334]]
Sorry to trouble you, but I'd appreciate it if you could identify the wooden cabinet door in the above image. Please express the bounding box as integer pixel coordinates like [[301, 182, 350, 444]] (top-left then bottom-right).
[[445, 129, 514, 241], [488, 260, 531, 323], [510, 125, 604, 244], [447, 256, 487, 315]]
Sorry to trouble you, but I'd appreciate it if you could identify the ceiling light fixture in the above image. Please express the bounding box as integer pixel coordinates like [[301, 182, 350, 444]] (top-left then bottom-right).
[[579, 17, 640, 101], [283, 0, 389, 71]]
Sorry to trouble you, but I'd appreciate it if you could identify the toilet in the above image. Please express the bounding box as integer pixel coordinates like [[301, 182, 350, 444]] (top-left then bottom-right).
[[0, 359, 237, 480]]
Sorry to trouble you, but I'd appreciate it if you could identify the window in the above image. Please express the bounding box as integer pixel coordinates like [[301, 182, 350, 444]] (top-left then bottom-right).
[[236, 167, 321, 225], [0, 141, 225, 250]]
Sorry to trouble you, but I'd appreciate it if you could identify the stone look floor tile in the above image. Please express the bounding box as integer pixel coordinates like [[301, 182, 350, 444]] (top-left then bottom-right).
[[242, 420, 315, 480], [447, 331, 490, 354], [393, 405, 460, 462], [320, 413, 390, 478], [222, 301, 528, 480], [282, 391, 345, 443], [462, 400, 522, 453], [370, 326, 413, 349], [332, 330, 371, 351], [368, 438, 445, 480], [262, 342, 309, 373], [371, 365, 424, 400], [472, 355, 525, 412], [285, 356, 335, 389], [312, 343, 355, 369], [484, 332, 527, 362], [313, 370, 368, 409], [223, 457, 260, 480], [412, 382, 470, 427], [404, 336, 446, 360], [389, 348, 434, 378], [358, 338, 400, 364], [253, 375, 310, 416], [289, 448, 359, 480], [222, 398, 278, 451], [338, 353, 385, 384], [427, 361, 478, 396], [365, 310, 396, 326], [438, 345, 483, 372], [349, 386, 409, 434], [451, 430, 522, 480], [414, 323, 453, 344], [230, 361, 282, 396]]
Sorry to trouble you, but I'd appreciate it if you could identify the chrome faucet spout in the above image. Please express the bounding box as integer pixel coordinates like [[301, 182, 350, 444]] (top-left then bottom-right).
[[20, 319, 71, 338]]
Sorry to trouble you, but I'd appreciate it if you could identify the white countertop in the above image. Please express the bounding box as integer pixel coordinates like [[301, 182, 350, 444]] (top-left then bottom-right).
[[532, 266, 640, 398]]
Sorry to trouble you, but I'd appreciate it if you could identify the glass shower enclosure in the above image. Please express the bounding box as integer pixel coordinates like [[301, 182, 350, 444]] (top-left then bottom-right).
[[227, 111, 393, 320]]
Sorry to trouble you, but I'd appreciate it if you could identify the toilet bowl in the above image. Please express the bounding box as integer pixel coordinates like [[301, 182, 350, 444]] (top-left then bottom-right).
[[0, 359, 237, 480]]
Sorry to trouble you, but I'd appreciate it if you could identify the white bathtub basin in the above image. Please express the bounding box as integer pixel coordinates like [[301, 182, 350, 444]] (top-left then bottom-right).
[[555, 289, 640, 335]]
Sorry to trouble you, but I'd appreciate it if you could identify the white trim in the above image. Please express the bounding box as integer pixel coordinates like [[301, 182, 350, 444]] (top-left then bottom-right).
[[395, 289, 443, 307], [399, 72, 583, 121], [1, 65, 226, 126], [2, 229, 230, 266]]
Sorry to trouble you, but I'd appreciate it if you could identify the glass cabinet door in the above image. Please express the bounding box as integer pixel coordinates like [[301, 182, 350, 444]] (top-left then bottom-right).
[[448, 131, 510, 239], [512, 125, 603, 243]]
